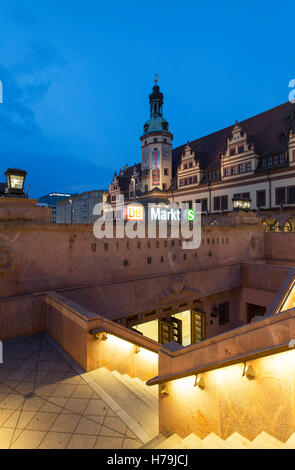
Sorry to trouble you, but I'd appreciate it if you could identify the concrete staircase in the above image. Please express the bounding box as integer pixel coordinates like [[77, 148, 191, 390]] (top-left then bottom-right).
[[141, 431, 295, 449], [88, 367, 295, 449], [89, 367, 158, 440]]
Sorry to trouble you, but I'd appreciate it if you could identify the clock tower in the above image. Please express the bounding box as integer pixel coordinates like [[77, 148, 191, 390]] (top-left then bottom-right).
[[140, 78, 173, 192]]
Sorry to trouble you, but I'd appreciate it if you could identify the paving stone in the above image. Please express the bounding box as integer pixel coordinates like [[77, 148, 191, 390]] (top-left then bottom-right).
[[10, 430, 47, 449], [0, 428, 15, 448], [50, 413, 81, 433], [38, 432, 72, 449], [25, 411, 59, 432], [122, 438, 141, 449], [74, 416, 103, 435], [67, 433, 97, 449], [83, 399, 108, 416], [71, 384, 94, 399]]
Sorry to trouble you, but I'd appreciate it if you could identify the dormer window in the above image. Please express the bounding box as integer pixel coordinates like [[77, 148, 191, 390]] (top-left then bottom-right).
[[189, 162, 193, 168], [184, 163, 188, 169]]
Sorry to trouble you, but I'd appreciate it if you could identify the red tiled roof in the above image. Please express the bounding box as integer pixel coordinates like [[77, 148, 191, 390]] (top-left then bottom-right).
[[115, 101, 295, 188], [171, 101, 295, 175]]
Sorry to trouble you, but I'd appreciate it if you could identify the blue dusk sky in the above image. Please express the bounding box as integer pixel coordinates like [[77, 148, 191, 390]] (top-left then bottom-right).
[[0, 0, 294, 198]]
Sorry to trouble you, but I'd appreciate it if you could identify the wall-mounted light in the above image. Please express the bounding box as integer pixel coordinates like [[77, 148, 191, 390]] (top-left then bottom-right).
[[94, 331, 108, 341], [242, 363, 255, 380], [160, 384, 168, 395], [194, 374, 205, 389], [134, 345, 140, 354]]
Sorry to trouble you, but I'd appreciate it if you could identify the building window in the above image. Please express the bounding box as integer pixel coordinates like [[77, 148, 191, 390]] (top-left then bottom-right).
[[144, 184, 148, 192], [238, 145, 244, 153], [179, 179, 184, 186], [257, 190, 266, 207], [147, 257, 152, 264], [164, 138, 167, 143], [219, 301, 230, 325], [201, 198, 208, 212], [230, 148, 236, 156], [280, 153, 285, 164], [224, 167, 230, 176], [189, 162, 193, 168], [242, 192, 250, 199], [221, 195, 228, 210], [276, 187, 286, 205], [246, 162, 252, 172], [231, 166, 237, 175], [194, 175, 198, 183], [287, 186, 295, 204], [184, 178, 188, 185], [189, 177, 193, 184], [262, 158, 267, 168], [214, 196, 221, 211], [238, 164, 244, 173], [164, 168, 169, 176], [184, 163, 188, 169], [153, 138, 158, 143], [163, 183, 167, 191]]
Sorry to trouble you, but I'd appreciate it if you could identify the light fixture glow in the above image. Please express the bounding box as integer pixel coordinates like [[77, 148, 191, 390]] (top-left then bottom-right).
[[160, 384, 168, 395], [242, 363, 255, 380], [194, 374, 205, 389], [134, 345, 140, 354]]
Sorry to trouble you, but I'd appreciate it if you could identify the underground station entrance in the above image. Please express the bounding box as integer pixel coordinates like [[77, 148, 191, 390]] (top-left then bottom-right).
[[132, 308, 206, 347]]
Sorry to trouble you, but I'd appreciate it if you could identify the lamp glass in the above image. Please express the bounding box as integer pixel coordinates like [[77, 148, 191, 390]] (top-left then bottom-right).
[[10, 174, 24, 190]]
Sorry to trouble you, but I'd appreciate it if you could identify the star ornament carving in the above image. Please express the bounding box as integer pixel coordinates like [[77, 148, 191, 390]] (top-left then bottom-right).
[[122, 258, 130, 267]]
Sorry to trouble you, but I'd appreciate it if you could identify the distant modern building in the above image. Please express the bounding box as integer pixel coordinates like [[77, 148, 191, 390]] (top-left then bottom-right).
[[0, 182, 7, 196], [37, 192, 76, 223], [56, 190, 108, 224]]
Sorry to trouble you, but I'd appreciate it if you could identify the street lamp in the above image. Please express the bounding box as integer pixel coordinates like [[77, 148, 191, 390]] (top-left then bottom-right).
[[232, 196, 251, 211], [4, 168, 27, 197], [68, 199, 73, 223]]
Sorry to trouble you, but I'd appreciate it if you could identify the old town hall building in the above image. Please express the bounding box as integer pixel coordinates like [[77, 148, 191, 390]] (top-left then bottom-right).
[[109, 80, 295, 231]]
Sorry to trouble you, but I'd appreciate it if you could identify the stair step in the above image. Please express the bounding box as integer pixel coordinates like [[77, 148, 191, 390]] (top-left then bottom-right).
[[247, 431, 283, 449], [223, 432, 250, 449], [140, 434, 166, 449], [201, 432, 226, 449], [90, 367, 158, 438], [156, 433, 182, 449], [112, 371, 158, 411], [134, 377, 158, 398], [181, 433, 202, 449], [121, 373, 158, 403], [282, 433, 295, 449]]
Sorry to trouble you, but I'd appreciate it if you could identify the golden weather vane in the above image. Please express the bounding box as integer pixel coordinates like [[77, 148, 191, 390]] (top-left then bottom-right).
[[154, 73, 159, 83]]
